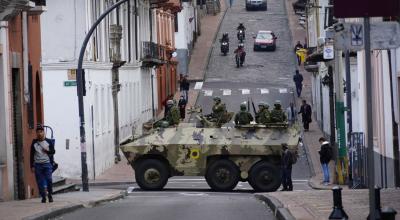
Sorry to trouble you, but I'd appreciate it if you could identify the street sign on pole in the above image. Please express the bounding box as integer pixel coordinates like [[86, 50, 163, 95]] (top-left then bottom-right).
[[323, 45, 334, 60], [333, 0, 400, 18], [335, 22, 400, 51]]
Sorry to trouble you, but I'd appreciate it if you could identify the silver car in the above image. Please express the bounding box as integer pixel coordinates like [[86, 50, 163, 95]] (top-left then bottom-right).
[[246, 0, 267, 10]]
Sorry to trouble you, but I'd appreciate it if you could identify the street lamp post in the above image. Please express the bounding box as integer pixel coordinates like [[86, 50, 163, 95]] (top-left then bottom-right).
[[76, 0, 128, 192], [110, 24, 125, 163]]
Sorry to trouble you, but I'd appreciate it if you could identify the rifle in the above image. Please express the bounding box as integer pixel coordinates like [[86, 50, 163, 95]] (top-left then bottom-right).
[[251, 97, 257, 116], [247, 97, 250, 112]]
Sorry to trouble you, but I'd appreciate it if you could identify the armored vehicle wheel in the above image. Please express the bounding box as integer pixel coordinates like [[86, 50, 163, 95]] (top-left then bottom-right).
[[248, 161, 281, 192], [135, 159, 169, 190], [205, 159, 240, 191]]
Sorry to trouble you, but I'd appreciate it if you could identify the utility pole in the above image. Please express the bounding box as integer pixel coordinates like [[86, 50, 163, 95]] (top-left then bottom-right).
[[110, 24, 124, 163], [364, 17, 376, 220], [76, 0, 129, 192]]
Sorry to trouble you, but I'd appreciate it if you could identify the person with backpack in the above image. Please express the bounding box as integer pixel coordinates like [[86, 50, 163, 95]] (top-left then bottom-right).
[[318, 137, 333, 186], [281, 143, 294, 191], [30, 124, 55, 203]]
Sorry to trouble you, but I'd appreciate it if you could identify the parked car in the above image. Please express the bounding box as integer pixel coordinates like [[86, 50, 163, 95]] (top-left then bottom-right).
[[253, 30, 277, 51], [245, 0, 267, 10]]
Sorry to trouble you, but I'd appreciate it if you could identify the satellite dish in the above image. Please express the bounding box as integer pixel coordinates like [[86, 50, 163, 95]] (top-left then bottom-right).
[[171, 51, 178, 58]]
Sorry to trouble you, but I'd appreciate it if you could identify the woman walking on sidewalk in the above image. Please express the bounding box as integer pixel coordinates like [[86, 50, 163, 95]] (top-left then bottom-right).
[[30, 124, 55, 203]]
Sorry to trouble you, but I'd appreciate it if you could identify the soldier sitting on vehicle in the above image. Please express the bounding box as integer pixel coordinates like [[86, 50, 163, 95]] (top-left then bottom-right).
[[255, 102, 270, 124], [208, 96, 227, 122], [234, 103, 254, 125], [165, 99, 180, 126], [270, 100, 287, 123]]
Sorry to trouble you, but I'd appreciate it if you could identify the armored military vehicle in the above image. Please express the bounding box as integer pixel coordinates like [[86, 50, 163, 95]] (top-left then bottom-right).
[[120, 122, 301, 192]]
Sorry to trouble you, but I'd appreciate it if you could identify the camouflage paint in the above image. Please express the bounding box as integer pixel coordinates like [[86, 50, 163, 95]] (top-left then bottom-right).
[[121, 123, 301, 177]]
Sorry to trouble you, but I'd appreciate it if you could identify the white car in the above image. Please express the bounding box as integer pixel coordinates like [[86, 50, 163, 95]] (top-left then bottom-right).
[[246, 0, 267, 11]]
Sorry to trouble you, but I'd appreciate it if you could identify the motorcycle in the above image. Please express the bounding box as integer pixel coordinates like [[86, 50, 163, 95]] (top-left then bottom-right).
[[220, 40, 229, 55], [235, 50, 245, 68], [237, 29, 245, 43]]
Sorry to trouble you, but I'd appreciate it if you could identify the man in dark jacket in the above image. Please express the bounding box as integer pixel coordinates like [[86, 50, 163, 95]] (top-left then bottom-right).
[[178, 96, 187, 119], [293, 70, 304, 97], [298, 99, 312, 131], [30, 124, 55, 203], [318, 137, 332, 185], [180, 75, 190, 102], [281, 144, 294, 191]]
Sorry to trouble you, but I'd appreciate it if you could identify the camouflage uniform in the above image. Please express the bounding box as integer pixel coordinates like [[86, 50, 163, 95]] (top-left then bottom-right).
[[234, 104, 254, 125], [165, 102, 181, 126], [255, 102, 268, 124], [270, 101, 287, 123], [210, 97, 226, 121]]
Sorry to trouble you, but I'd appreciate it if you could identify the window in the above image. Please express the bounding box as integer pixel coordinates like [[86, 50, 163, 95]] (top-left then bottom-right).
[[174, 13, 178, 32]]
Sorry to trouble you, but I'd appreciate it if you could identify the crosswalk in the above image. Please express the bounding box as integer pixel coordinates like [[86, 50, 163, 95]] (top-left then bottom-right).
[[200, 88, 293, 96], [194, 82, 293, 97]]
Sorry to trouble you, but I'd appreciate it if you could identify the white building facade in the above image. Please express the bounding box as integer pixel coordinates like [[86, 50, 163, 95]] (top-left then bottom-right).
[[174, 0, 197, 75], [41, 0, 157, 179]]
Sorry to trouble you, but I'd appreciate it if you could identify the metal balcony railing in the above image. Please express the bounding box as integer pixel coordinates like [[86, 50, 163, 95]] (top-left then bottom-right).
[[141, 41, 166, 67]]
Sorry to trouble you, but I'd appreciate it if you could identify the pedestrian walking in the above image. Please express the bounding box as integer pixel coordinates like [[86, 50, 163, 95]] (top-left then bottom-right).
[[318, 137, 333, 185], [285, 102, 297, 125], [180, 75, 190, 102], [30, 124, 55, 203], [281, 144, 294, 191], [178, 96, 187, 119], [294, 41, 303, 65], [298, 99, 312, 131], [293, 70, 303, 97]]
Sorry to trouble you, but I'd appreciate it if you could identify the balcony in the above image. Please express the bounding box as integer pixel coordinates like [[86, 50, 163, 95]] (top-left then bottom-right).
[[151, 0, 182, 12], [141, 41, 166, 67], [0, 0, 33, 20]]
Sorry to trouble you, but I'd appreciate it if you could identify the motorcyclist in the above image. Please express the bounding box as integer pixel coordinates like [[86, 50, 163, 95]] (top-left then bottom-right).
[[234, 44, 246, 66], [237, 23, 246, 40], [221, 32, 229, 42]]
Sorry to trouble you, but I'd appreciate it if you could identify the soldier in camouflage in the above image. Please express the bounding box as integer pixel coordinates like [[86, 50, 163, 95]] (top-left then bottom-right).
[[270, 100, 287, 123], [256, 102, 270, 124], [210, 96, 226, 121], [165, 100, 180, 126], [234, 103, 254, 125]]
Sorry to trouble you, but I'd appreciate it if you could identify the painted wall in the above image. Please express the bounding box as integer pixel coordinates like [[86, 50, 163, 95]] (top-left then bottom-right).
[[41, 0, 155, 179]]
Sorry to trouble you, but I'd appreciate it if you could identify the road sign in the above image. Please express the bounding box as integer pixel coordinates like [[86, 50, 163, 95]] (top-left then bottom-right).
[[64, 81, 77, 87], [335, 22, 400, 51], [333, 0, 400, 18], [323, 45, 335, 59], [350, 24, 363, 46]]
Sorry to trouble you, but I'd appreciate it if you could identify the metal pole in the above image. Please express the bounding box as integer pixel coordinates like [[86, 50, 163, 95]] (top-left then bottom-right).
[[77, 0, 128, 192], [345, 50, 353, 185], [364, 17, 376, 219], [328, 66, 336, 150]]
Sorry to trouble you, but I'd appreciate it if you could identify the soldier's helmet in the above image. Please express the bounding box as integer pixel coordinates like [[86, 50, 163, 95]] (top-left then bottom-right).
[[166, 99, 174, 105], [240, 103, 247, 111], [274, 100, 282, 108], [213, 96, 221, 102]]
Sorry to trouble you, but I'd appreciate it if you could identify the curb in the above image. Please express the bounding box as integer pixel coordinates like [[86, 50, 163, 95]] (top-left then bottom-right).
[[80, 181, 135, 187], [203, 1, 229, 79], [254, 194, 295, 220], [23, 204, 84, 220], [24, 190, 127, 220]]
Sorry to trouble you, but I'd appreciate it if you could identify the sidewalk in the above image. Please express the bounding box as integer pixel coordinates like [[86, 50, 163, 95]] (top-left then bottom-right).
[[256, 188, 400, 219], [187, 0, 227, 82], [284, 0, 335, 190], [0, 189, 126, 220]]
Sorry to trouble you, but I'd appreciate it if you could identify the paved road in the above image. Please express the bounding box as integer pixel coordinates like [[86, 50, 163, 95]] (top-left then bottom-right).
[[192, 0, 311, 181]]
